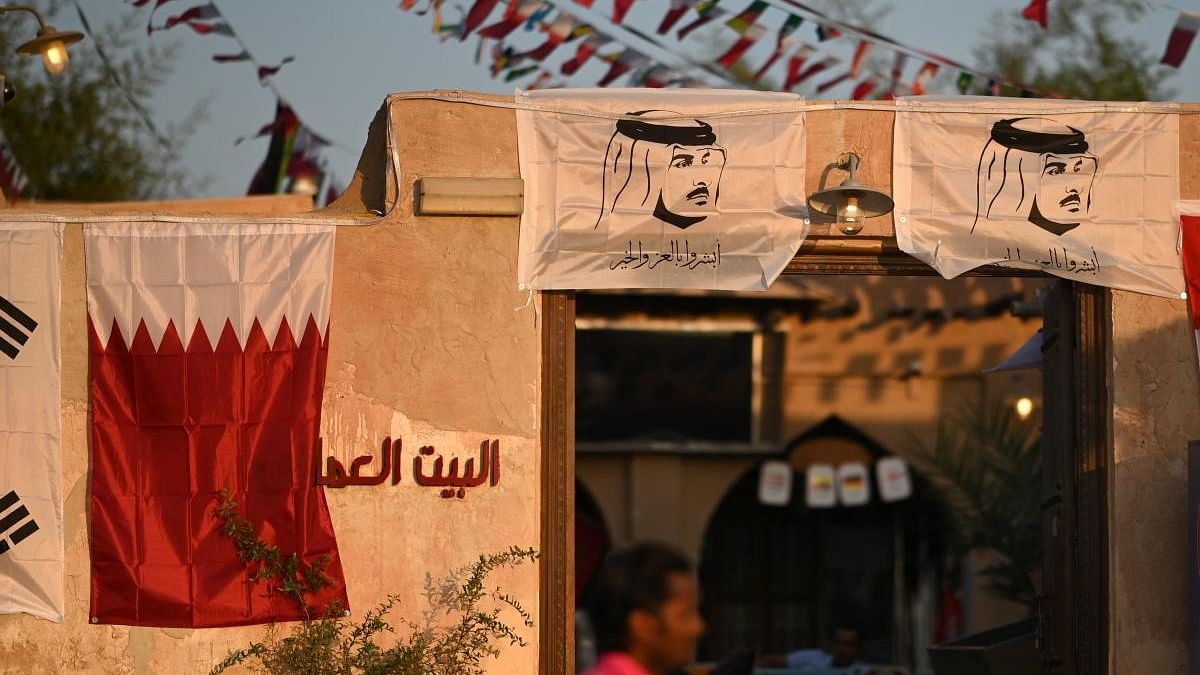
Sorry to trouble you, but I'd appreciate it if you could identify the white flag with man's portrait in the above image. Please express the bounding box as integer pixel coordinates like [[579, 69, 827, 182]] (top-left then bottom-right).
[[516, 88, 807, 290], [893, 97, 1181, 297]]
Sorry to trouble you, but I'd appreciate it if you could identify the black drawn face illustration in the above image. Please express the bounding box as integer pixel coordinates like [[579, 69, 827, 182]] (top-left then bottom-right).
[[596, 110, 727, 230], [1037, 152, 1097, 224], [665, 145, 723, 211], [973, 117, 1099, 236]]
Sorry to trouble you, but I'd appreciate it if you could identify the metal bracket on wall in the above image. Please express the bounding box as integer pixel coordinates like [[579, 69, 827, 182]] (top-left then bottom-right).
[[414, 177, 524, 216]]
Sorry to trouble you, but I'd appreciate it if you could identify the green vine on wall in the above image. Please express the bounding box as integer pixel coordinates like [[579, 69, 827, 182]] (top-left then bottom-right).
[[215, 488, 335, 617], [211, 489, 539, 675]]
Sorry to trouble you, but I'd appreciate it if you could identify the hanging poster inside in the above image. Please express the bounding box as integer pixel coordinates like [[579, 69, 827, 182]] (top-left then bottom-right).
[[893, 97, 1182, 297], [516, 88, 808, 290]]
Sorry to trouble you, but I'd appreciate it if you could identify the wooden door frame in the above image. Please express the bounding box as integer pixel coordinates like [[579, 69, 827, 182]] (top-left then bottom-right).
[[1039, 282, 1111, 675], [538, 236, 1109, 675], [541, 291, 576, 674]]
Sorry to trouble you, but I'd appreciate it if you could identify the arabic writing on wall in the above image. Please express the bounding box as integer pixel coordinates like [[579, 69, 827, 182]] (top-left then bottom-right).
[[317, 437, 501, 500], [610, 239, 722, 271]]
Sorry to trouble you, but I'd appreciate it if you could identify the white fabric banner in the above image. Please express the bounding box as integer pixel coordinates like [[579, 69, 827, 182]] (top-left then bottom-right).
[[516, 88, 808, 290], [894, 96, 1182, 297], [0, 222, 63, 622]]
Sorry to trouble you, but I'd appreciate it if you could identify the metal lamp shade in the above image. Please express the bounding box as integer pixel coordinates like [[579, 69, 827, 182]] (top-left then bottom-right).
[[16, 26, 84, 57], [807, 181, 895, 219]]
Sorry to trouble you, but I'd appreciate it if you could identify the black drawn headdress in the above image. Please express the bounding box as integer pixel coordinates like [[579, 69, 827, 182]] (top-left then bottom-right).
[[989, 117, 1089, 155], [614, 111, 717, 146]]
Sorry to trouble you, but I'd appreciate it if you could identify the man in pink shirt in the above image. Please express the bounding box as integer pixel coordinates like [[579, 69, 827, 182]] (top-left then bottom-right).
[[583, 543, 707, 675]]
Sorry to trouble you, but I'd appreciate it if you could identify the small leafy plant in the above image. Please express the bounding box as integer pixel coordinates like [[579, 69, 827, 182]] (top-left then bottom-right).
[[211, 490, 538, 675]]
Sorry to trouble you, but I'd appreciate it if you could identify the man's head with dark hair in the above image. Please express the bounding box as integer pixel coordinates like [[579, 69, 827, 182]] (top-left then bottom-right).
[[586, 542, 706, 674], [830, 620, 863, 668]]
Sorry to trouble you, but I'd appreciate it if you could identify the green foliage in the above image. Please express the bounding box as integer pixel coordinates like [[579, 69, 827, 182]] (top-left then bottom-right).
[[906, 402, 1042, 611], [215, 488, 334, 616], [0, 3, 202, 200], [211, 491, 538, 675], [973, 0, 1173, 101]]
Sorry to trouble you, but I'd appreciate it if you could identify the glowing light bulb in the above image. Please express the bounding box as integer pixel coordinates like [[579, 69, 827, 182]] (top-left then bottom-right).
[[838, 196, 863, 235], [41, 40, 68, 76], [290, 175, 319, 197], [1015, 397, 1034, 420]]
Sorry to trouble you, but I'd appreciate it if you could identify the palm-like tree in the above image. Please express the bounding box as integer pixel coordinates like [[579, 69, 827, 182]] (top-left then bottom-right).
[[907, 402, 1042, 611]]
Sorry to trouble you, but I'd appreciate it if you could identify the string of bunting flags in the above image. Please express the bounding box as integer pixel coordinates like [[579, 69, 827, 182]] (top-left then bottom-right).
[[406, 0, 1069, 97], [469, 0, 718, 89], [0, 129, 30, 202], [403, 0, 1197, 97], [1020, 0, 1198, 71], [129, 0, 344, 204], [1161, 9, 1200, 67]]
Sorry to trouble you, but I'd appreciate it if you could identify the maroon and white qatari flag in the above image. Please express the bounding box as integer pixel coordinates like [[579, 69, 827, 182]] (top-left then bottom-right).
[[1180, 202, 1200, 358], [85, 222, 347, 627]]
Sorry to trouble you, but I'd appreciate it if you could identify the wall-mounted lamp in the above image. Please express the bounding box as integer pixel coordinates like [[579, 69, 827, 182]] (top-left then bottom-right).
[[807, 152, 894, 235], [1, 5, 84, 77]]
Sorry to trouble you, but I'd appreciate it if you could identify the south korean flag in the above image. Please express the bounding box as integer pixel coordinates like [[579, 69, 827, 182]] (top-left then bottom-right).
[[0, 222, 63, 622]]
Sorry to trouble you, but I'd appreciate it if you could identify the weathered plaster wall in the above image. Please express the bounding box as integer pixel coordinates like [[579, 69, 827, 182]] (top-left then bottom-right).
[[575, 454, 758, 558], [0, 98, 543, 673], [322, 96, 540, 675], [1106, 111, 1200, 675], [778, 275, 1043, 452], [1109, 291, 1200, 674]]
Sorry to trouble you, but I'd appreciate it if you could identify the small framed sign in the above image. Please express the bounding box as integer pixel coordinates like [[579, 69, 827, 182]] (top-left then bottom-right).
[[758, 460, 793, 506], [837, 462, 871, 507], [876, 456, 913, 503], [806, 464, 837, 508]]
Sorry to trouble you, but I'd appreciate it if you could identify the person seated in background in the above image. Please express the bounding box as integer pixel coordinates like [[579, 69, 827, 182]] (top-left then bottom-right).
[[760, 622, 866, 672], [582, 542, 708, 675]]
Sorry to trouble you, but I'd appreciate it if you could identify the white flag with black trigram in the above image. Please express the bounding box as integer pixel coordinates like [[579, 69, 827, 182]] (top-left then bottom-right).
[[0, 222, 63, 621]]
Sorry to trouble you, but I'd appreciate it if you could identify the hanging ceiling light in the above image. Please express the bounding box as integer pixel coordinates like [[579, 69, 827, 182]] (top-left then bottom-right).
[[807, 152, 894, 235], [1, 5, 85, 77]]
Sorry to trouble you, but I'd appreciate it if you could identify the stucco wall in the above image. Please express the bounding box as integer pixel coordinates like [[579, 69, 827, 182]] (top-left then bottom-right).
[[576, 454, 759, 558], [319, 95, 540, 675], [1109, 291, 1200, 674], [0, 98, 543, 673], [1107, 111, 1200, 675]]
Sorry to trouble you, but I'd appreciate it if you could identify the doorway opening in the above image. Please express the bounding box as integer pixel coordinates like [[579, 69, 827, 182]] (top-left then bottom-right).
[[542, 264, 1109, 675]]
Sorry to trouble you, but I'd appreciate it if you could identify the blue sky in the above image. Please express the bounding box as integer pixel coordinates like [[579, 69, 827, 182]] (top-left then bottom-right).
[[60, 0, 1200, 198]]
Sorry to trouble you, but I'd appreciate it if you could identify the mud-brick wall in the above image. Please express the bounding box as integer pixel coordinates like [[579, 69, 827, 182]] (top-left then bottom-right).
[[0, 96, 543, 674], [322, 96, 541, 674], [1107, 110, 1200, 674]]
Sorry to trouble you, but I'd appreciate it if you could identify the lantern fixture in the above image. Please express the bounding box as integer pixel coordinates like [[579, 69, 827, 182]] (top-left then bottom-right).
[[1, 5, 85, 77], [807, 152, 894, 235]]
